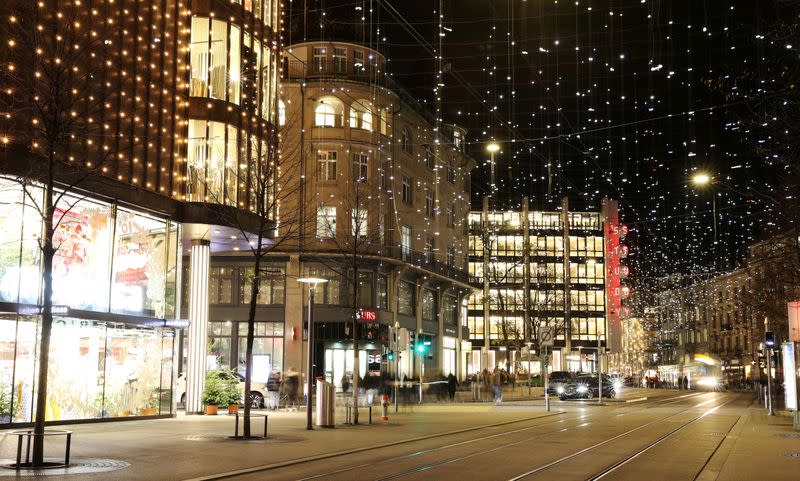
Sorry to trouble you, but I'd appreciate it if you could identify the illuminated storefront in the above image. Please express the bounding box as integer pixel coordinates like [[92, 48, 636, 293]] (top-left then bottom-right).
[[0, 180, 180, 425]]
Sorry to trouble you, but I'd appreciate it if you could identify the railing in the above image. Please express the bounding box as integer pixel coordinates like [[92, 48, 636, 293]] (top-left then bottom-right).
[[376, 245, 470, 284]]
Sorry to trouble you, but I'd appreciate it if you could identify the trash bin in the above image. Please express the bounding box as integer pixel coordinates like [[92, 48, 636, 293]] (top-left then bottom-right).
[[316, 381, 335, 428]]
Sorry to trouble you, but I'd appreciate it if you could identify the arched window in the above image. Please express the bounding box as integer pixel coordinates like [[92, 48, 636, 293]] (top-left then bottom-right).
[[278, 99, 286, 126], [401, 128, 412, 154], [315, 96, 344, 127], [315, 103, 336, 127], [349, 99, 373, 131]]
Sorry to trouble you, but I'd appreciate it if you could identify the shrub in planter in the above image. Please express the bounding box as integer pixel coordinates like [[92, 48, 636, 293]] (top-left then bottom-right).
[[225, 383, 242, 413], [0, 380, 12, 423], [201, 372, 228, 415]]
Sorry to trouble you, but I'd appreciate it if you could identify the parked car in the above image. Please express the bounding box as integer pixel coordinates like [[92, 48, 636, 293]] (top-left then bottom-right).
[[547, 371, 577, 395], [176, 372, 269, 408], [559, 374, 616, 400]]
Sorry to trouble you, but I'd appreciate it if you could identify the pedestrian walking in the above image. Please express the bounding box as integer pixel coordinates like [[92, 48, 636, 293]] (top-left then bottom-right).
[[447, 373, 458, 401]]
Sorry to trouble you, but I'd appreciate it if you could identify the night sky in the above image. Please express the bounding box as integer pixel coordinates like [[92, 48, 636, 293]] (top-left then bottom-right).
[[284, 0, 799, 286]]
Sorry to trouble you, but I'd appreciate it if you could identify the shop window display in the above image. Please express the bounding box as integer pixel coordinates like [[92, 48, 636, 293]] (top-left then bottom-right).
[[0, 316, 174, 424], [0, 181, 41, 304], [111, 209, 169, 318]]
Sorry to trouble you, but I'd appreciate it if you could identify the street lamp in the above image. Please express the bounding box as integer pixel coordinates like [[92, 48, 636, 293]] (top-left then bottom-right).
[[486, 142, 500, 198], [690, 172, 717, 243], [298, 277, 328, 430]]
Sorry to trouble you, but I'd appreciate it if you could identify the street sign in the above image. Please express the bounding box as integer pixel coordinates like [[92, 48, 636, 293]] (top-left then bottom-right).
[[539, 326, 555, 347]]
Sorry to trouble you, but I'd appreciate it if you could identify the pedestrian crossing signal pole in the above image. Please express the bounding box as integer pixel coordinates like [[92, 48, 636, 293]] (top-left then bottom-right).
[[544, 350, 550, 412]]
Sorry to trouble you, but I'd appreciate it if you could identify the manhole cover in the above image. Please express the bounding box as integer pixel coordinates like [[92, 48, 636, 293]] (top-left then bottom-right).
[[784, 453, 800, 459], [0, 458, 129, 477], [184, 434, 224, 441], [778, 433, 800, 439]]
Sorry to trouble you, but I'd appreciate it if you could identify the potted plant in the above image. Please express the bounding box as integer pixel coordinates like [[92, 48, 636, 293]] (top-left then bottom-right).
[[139, 392, 159, 416], [224, 375, 242, 414], [0, 380, 12, 423], [201, 371, 227, 415]]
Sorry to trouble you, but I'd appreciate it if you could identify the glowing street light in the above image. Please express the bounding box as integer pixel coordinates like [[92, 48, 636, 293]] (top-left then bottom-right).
[[298, 277, 328, 430], [486, 142, 500, 153], [692, 173, 711, 186], [690, 173, 717, 243]]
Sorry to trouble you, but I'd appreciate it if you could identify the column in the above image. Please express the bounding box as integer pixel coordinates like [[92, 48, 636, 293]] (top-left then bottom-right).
[[185, 239, 210, 414], [284, 255, 304, 377]]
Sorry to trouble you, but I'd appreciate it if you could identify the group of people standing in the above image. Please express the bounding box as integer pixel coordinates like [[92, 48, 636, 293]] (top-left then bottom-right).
[[469, 368, 516, 403], [265, 370, 300, 410]]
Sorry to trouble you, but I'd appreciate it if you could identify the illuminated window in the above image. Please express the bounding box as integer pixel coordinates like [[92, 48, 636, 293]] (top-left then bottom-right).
[[315, 97, 343, 127], [187, 120, 240, 205], [349, 100, 373, 131], [351, 209, 367, 239], [352, 152, 368, 182], [278, 100, 286, 126], [316, 206, 336, 238], [317, 150, 337, 181]]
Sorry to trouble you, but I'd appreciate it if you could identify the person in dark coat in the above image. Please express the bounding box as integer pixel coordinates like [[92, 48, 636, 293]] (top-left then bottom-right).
[[447, 373, 458, 401]]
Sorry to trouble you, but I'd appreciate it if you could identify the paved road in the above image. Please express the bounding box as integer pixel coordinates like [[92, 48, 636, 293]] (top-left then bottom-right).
[[206, 392, 753, 481]]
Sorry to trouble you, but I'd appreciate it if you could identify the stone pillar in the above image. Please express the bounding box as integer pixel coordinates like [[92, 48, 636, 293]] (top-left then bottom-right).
[[185, 239, 210, 414], [284, 255, 304, 375]]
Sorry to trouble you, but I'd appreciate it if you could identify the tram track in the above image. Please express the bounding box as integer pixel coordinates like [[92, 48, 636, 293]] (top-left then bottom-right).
[[296, 392, 711, 481], [186, 391, 714, 481], [506, 393, 742, 481]]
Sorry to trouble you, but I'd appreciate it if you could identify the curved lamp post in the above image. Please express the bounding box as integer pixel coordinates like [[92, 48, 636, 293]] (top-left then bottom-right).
[[298, 277, 328, 430]]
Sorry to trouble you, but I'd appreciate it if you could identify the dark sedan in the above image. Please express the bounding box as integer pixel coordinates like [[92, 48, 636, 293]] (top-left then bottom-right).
[[559, 374, 616, 400]]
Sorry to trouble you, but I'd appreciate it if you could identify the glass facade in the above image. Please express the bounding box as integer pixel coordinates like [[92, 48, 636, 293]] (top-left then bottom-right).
[[0, 180, 180, 425], [189, 17, 278, 122], [0, 314, 175, 424]]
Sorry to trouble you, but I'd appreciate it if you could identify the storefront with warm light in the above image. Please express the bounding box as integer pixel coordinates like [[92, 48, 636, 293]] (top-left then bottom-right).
[[0, 180, 181, 425]]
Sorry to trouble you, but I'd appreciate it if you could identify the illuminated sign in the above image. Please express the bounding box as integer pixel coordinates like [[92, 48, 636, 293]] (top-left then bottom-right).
[[358, 309, 377, 321], [18, 305, 69, 315], [782, 343, 797, 411]]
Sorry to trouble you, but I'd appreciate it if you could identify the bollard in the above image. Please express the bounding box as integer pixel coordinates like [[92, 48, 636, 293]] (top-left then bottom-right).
[[381, 394, 389, 423]]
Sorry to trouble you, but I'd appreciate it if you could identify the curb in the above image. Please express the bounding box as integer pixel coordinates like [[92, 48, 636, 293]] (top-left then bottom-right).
[[181, 411, 566, 481]]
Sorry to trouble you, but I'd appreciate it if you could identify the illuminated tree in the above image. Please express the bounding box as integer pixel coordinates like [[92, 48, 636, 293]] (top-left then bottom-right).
[[0, 1, 119, 465]]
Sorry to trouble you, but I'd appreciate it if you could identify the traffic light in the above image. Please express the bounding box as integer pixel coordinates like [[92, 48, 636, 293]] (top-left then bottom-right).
[[387, 351, 395, 361], [765, 331, 775, 349]]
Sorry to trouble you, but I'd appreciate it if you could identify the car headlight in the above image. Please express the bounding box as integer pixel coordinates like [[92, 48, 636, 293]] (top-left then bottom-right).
[[696, 377, 721, 387], [556, 386, 565, 394], [613, 380, 623, 390], [577, 385, 588, 393]]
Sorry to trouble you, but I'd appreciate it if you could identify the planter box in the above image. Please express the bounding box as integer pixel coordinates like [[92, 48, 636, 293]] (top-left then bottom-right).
[[205, 405, 218, 415]]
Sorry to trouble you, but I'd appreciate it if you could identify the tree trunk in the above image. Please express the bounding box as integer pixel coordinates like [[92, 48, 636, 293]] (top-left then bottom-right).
[[243, 245, 262, 438], [32, 173, 55, 466]]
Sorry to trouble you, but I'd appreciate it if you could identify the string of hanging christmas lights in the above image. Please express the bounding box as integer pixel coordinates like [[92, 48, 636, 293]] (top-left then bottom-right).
[[289, 0, 799, 294]]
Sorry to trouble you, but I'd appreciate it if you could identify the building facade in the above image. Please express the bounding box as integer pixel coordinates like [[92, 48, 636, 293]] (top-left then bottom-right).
[[652, 229, 800, 388], [186, 40, 476, 393], [0, 0, 282, 423], [466, 198, 626, 375]]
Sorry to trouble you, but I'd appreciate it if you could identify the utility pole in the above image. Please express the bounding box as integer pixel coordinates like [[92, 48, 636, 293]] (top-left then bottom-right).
[[562, 197, 571, 369], [522, 196, 532, 395]]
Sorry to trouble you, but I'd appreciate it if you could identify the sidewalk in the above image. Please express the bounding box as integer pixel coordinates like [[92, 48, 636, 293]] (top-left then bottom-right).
[[0, 404, 556, 481], [697, 401, 800, 481]]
